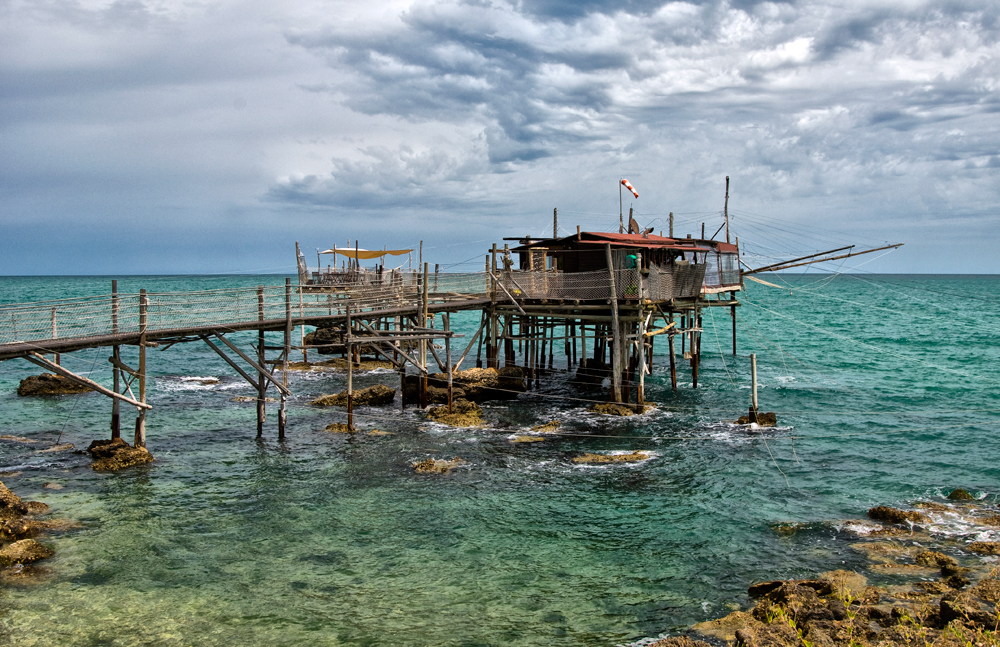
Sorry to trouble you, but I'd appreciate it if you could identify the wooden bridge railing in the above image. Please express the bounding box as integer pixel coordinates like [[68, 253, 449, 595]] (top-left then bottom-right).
[[0, 273, 490, 354]]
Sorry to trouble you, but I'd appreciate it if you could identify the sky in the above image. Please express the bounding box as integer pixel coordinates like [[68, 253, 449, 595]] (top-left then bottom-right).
[[1, 0, 998, 275]]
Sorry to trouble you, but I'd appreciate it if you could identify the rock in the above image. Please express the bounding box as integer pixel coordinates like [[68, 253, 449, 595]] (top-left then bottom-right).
[[915, 550, 958, 568], [426, 399, 483, 427], [867, 506, 926, 525], [771, 522, 807, 536], [967, 541, 1000, 555], [426, 385, 467, 404], [748, 581, 784, 598], [940, 592, 997, 627], [42, 483, 63, 490], [496, 366, 527, 395], [0, 517, 44, 541], [734, 620, 800, 647], [914, 500, 950, 511], [37, 443, 74, 453], [311, 384, 396, 407], [87, 438, 153, 471], [0, 481, 29, 517], [692, 610, 760, 643], [947, 488, 975, 500], [818, 570, 868, 599], [587, 402, 654, 416], [530, 420, 561, 434], [231, 396, 277, 403], [17, 373, 93, 396], [572, 451, 650, 464], [849, 541, 914, 563], [646, 637, 713, 647], [0, 539, 54, 566], [510, 435, 547, 443], [323, 423, 354, 433], [303, 326, 343, 354], [970, 578, 1000, 603], [25, 501, 49, 515], [977, 514, 1000, 526], [736, 412, 778, 426], [412, 458, 463, 474], [944, 574, 970, 589]]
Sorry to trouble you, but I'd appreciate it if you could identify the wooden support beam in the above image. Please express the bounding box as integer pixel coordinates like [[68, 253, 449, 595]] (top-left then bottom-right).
[[24, 352, 151, 410], [280, 278, 291, 440], [212, 333, 290, 396]]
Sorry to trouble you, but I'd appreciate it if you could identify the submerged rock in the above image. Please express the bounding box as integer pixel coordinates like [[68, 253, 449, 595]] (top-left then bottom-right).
[[0, 517, 46, 542], [915, 550, 958, 568], [426, 399, 483, 427], [0, 539, 54, 566], [17, 373, 93, 396], [587, 402, 654, 416], [572, 451, 650, 464], [412, 457, 463, 474], [967, 541, 1000, 555], [867, 506, 926, 525], [736, 411, 778, 426], [646, 637, 713, 647], [530, 420, 561, 433], [947, 488, 975, 500], [311, 384, 396, 407], [574, 358, 611, 385], [323, 423, 355, 433], [87, 438, 154, 471], [510, 435, 547, 443]]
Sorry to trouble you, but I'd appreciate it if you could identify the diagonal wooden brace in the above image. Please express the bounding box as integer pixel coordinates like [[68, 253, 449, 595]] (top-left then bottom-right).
[[25, 352, 151, 410]]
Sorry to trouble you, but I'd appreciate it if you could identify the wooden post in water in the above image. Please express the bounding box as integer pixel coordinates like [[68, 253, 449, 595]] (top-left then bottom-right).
[[135, 289, 148, 448], [280, 278, 291, 440], [398, 315, 407, 411], [692, 308, 700, 389], [50, 306, 59, 366], [346, 306, 354, 431], [420, 263, 429, 408], [257, 286, 266, 437], [731, 291, 737, 356], [111, 280, 120, 439], [750, 352, 759, 423], [637, 311, 646, 410], [668, 314, 678, 391], [604, 243, 622, 402], [445, 312, 453, 413]]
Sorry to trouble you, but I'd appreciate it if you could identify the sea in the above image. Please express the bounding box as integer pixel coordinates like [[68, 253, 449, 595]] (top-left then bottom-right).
[[0, 273, 997, 646]]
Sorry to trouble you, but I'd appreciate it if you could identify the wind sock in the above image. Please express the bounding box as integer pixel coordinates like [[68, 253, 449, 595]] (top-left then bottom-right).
[[621, 178, 638, 198]]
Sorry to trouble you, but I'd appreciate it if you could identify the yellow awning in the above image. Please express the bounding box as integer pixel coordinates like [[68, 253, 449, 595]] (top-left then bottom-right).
[[319, 247, 413, 260]]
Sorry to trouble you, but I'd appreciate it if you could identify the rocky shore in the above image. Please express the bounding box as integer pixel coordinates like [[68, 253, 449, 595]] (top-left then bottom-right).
[[0, 481, 61, 582], [679, 494, 1000, 647]]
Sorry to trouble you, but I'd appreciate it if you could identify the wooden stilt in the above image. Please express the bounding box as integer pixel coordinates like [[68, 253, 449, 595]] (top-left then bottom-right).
[[256, 286, 266, 437], [135, 289, 148, 448], [605, 243, 623, 402], [420, 263, 429, 408], [668, 314, 677, 391], [692, 309, 701, 389], [445, 312, 453, 413], [111, 279, 120, 440], [637, 312, 646, 410], [399, 315, 407, 411], [279, 278, 291, 440], [346, 306, 354, 431], [731, 291, 737, 356]]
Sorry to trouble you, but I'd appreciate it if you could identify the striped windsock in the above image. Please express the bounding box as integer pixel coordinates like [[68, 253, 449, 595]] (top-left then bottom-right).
[[621, 178, 638, 198]]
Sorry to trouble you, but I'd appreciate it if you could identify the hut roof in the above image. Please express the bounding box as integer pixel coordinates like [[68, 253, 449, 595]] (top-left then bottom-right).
[[510, 231, 736, 254]]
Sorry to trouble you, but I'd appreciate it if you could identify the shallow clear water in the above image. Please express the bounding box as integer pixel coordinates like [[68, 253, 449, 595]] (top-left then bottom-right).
[[0, 274, 998, 646]]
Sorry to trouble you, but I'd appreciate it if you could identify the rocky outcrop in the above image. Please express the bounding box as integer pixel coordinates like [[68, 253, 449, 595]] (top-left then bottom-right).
[[17, 373, 92, 396], [867, 506, 926, 525], [426, 399, 483, 427], [87, 438, 154, 471], [311, 384, 396, 407], [947, 488, 975, 500], [967, 541, 1000, 555], [412, 457, 463, 474], [572, 451, 650, 464], [737, 411, 778, 426], [0, 481, 30, 518], [405, 367, 526, 403], [587, 402, 654, 416], [0, 539, 54, 566]]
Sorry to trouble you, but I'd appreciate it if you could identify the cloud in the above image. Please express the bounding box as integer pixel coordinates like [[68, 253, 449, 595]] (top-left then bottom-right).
[[1, 0, 999, 273]]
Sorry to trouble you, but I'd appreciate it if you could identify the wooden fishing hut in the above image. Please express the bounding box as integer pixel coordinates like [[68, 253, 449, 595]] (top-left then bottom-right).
[[480, 229, 742, 406]]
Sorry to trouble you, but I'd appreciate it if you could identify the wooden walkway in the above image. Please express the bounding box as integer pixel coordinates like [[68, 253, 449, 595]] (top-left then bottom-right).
[[0, 273, 490, 361]]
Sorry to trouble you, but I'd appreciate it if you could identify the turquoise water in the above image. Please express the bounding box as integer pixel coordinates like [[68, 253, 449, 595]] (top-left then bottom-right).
[[0, 274, 998, 646]]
